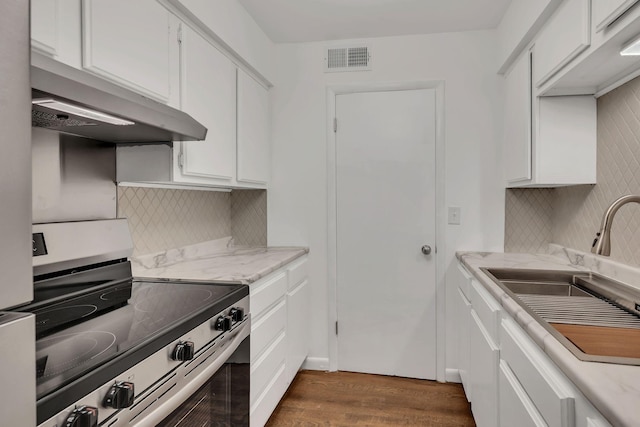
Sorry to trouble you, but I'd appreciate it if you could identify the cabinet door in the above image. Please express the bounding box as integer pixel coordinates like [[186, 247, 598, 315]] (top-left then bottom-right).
[[31, 0, 57, 56], [504, 49, 532, 184], [593, 0, 640, 32], [32, 0, 82, 67], [286, 279, 309, 383], [237, 69, 270, 186], [499, 361, 548, 427], [178, 25, 236, 184], [457, 288, 471, 400], [469, 310, 499, 427], [82, 0, 173, 102], [533, 0, 591, 87]]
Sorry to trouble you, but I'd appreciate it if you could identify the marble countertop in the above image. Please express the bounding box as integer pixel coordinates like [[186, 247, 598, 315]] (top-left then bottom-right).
[[131, 237, 308, 285], [457, 245, 640, 427]]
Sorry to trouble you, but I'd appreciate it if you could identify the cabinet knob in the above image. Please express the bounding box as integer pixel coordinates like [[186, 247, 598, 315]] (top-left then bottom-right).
[[421, 245, 432, 255]]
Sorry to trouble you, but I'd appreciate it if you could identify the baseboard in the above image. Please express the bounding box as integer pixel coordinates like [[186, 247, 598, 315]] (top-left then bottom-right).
[[301, 357, 330, 371], [445, 368, 461, 383]]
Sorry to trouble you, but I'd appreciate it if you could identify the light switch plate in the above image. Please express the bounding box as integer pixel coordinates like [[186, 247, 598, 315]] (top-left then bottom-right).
[[448, 207, 461, 225]]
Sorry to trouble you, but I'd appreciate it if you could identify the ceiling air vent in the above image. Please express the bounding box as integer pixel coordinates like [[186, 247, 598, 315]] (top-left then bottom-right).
[[325, 46, 371, 73]]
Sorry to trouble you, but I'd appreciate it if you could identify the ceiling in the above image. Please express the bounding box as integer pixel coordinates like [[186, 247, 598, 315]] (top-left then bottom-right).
[[238, 0, 513, 43]]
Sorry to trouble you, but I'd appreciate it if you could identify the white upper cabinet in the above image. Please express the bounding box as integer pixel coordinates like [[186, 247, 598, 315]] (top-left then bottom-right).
[[496, 0, 561, 74], [82, 0, 175, 103], [237, 69, 270, 186], [31, 0, 57, 56], [504, 50, 532, 184], [533, 0, 591, 87], [593, 0, 640, 31], [503, 48, 597, 188], [31, 0, 82, 68], [175, 25, 237, 186]]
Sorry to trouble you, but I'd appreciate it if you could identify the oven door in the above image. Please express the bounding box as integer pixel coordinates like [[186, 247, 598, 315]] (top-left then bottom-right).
[[132, 321, 250, 427], [158, 337, 250, 427]]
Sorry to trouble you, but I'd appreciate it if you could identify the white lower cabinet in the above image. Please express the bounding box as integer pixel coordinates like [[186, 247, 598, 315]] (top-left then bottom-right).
[[457, 288, 471, 399], [469, 310, 499, 427], [501, 317, 575, 427], [456, 262, 612, 427], [249, 256, 309, 427], [499, 360, 547, 427], [286, 279, 309, 381]]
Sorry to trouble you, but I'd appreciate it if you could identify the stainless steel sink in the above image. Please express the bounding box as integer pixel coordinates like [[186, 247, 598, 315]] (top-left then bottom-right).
[[500, 281, 593, 297], [483, 268, 598, 298], [480, 267, 640, 365]]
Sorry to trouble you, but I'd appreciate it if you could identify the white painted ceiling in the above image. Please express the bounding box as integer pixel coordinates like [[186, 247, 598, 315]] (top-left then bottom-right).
[[238, 0, 512, 43]]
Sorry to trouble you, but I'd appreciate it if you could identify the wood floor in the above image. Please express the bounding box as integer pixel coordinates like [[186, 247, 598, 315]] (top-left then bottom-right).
[[265, 371, 476, 426]]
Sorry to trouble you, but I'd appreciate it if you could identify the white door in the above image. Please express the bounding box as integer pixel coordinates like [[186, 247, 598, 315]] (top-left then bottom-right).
[[336, 89, 437, 379]]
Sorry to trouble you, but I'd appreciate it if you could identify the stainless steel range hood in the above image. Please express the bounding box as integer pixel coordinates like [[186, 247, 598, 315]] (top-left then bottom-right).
[[31, 54, 207, 143]]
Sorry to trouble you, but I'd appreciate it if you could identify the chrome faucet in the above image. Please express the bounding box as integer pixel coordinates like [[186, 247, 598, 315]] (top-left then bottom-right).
[[591, 195, 640, 256]]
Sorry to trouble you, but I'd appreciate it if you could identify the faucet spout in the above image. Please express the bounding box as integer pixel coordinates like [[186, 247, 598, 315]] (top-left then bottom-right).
[[591, 195, 640, 256]]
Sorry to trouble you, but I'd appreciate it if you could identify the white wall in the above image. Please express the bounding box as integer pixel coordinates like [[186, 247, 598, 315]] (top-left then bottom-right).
[[268, 31, 505, 372]]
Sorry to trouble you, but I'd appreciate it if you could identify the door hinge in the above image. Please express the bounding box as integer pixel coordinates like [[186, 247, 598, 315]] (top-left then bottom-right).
[[177, 24, 182, 45], [335, 321, 338, 335], [178, 151, 184, 169], [333, 117, 337, 133]]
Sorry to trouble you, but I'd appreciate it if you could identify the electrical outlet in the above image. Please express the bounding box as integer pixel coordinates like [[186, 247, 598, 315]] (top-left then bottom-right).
[[448, 207, 461, 225]]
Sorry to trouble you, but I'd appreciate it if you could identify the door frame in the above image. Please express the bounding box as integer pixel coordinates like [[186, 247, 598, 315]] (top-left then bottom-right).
[[326, 81, 447, 381]]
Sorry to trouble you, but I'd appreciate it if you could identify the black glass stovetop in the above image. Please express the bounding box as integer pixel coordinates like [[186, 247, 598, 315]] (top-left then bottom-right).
[[35, 279, 246, 400]]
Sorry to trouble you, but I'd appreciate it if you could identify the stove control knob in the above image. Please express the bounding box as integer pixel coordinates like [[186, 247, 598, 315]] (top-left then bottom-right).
[[214, 316, 231, 332], [172, 341, 195, 361], [103, 381, 135, 409], [65, 405, 98, 427], [229, 307, 244, 322]]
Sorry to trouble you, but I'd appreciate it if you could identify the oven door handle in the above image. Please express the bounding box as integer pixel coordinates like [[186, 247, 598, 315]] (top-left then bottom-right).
[[131, 319, 250, 427]]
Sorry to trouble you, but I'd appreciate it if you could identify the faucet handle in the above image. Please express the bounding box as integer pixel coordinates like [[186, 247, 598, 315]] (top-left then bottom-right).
[[591, 232, 600, 249]]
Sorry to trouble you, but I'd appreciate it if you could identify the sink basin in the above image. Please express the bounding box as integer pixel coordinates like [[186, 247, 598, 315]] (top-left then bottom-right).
[[482, 268, 594, 297], [480, 267, 640, 365], [500, 281, 593, 297]]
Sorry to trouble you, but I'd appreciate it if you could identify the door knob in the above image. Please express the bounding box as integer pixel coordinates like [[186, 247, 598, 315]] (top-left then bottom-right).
[[421, 245, 432, 255]]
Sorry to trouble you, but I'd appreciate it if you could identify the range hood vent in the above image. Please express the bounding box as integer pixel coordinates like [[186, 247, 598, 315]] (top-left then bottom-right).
[[31, 53, 207, 143]]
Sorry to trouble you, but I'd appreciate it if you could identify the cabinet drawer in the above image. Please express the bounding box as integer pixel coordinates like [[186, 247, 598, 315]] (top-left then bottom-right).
[[457, 288, 472, 400], [288, 257, 308, 290], [470, 279, 501, 343], [469, 310, 499, 427], [250, 330, 287, 404], [251, 299, 286, 362], [499, 361, 547, 427], [533, 0, 591, 87], [250, 271, 287, 320], [250, 361, 288, 427], [457, 264, 473, 300], [501, 318, 575, 427], [286, 279, 310, 383]]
